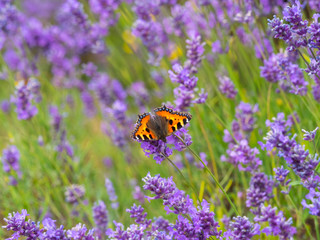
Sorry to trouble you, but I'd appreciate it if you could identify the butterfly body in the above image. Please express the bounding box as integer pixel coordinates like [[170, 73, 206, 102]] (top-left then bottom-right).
[[132, 105, 192, 142]]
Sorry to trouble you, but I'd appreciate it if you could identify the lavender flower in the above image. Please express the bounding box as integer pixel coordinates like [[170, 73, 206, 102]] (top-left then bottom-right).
[[260, 113, 320, 180], [302, 127, 318, 141], [82, 62, 97, 78], [302, 188, 320, 217], [66, 223, 95, 240], [65, 184, 85, 204], [42, 218, 68, 240], [169, 63, 204, 111], [105, 178, 119, 209], [218, 76, 238, 99], [184, 35, 205, 74], [309, 0, 320, 11], [274, 166, 290, 184], [126, 204, 150, 226], [260, 52, 307, 95], [1, 99, 10, 113], [140, 140, 173, 164], [1, 145, 21, 175], [143, 173, 221, 239], [3, 209, 43, 239], [1, 145, 21, 185], [92, 200, 108, 238], [254, 205, 296, 239], [246, 172, 274, 208], [221, 139, 262, 173], [224, 216, 260, 240], [81, 91, 96, 118], [130, 179, 145, 204], [268, 2, 307, 51], [3, 210, 98, 239], [235, 102, 259, 133], [142, 173, 176, 202], [12, 79, 41, 120]]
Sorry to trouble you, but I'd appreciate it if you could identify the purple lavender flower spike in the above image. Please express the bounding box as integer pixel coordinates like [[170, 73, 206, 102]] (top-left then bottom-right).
[[142, 173, 176, 202], [302, 188, 320, 217], [1, 145, 21, 175], [274, 166, 290, 184], [1, 145, 22, 185], [81, 91, 96, 118], [92, 200, 108, 238], [254, 205, 296, 239], [221, 139, 262, 173], [82, 62, 98, 78], [184, 35, 205, 74], [1, 99, 10, 113], [309, 0, 320, 11], [105, 178, 119, 209], [140, 140, 173, 164], [42, 218, 68, 239], [302, 127, 318, 141], [65, 184, 85, 205], [12, 80, 40, 120], [235, 102, 259, 133], [66, 223, 95, 240], [224, 216, 260, 240], [218, 76, 238, 99], [3, 209, 44, 239], [261, 113, 320, 180], [126, 204, 151, 226], [246, 172, 274, 208]]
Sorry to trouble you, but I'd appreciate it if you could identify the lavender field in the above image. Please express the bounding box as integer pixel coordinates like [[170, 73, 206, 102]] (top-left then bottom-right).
[[1, 0, 320, 239]]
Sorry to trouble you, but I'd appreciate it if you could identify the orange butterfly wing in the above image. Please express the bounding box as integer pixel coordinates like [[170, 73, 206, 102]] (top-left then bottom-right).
[[154, 106, 192, 134], [131, 113, 158, 141]]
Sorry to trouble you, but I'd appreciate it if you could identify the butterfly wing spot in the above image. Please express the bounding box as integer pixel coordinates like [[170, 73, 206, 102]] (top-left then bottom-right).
[[171, 126, 176, 132], [143, 134, 148, 140], [183, 118, 187, 125], [169, 119, 173, 125], [149, 134, 153, 139], [177, 122, 182, 129], [146, 128, 150, 133]]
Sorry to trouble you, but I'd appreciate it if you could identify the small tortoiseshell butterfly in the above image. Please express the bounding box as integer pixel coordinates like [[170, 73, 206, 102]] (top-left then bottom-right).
[[131, 105, 192, 143]]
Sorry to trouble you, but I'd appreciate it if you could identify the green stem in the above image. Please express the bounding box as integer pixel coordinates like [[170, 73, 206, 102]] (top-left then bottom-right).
[[285, 189, 313, 239], [162, 153, 202, 207], [315, 217, 320, 240], [173, 133, 240, 215]]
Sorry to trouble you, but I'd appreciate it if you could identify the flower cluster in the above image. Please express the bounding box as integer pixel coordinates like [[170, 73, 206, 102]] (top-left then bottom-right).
[[92, 200, 109, 239], [168, 35, 207, 112], [3, 210, 94, 239], [1, 145, 21, 185], [218, 76, 238, 99], [268, 1, 320, 101], [260, 52, 307, 95], [254, 205, 296, 240], [11, 79, 41, 120], [260, 112, 320, 217], [142, 173, 222, 239], [65, 184, 86, 205], [274, 166, 291, 194], [260, 113, 319, 180], [221, 102, 261, 173], [246, 172, 274, 208], [105, 178, 119, 209], [224, 216, 260, 240]]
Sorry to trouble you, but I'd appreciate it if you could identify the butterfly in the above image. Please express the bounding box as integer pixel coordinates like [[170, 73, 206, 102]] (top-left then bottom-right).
[[131, 105, 192, 143]]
